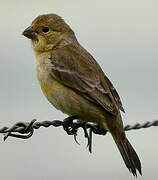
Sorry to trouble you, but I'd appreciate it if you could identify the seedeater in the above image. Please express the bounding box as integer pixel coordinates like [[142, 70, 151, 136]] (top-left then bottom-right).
[[23, 14, 142, 177]]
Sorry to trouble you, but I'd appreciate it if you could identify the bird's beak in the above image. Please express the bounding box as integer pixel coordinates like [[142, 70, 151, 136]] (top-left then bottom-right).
[[22, 26, 36, 39]]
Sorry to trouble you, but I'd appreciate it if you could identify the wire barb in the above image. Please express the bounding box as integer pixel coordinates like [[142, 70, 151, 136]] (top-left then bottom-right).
[[3, 119, 36, 141], [0, 117, 158, 153]]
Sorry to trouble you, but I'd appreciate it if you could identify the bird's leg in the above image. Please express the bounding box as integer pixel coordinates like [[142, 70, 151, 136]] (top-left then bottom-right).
[[63, 117, 93, 151], [87, 128, 93, 153], [79, 122, 93, 153], [63, 117, 106, 153], [85, 123, 107, 153]]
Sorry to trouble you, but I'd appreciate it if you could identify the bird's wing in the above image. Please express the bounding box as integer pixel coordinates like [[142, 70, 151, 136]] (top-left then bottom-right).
[[49, 45, 124, 116]]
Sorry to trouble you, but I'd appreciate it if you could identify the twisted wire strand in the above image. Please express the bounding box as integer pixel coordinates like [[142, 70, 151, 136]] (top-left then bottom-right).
[[0, 118, 157, 153], [124, 120, 158, 131], [0, 118, 157, 137]]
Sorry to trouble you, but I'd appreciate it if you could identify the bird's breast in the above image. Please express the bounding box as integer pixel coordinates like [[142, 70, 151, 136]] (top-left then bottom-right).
[[35, 54, 105, 125]]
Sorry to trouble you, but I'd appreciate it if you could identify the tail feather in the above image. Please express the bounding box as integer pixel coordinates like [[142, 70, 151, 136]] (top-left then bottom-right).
[[112, 135, 142, 177]]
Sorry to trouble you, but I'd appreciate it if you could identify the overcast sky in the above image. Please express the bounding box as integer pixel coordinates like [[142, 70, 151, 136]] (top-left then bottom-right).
[[0, 0, 158, 180]]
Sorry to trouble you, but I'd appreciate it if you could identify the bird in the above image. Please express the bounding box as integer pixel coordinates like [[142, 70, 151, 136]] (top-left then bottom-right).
[[23, 13, 142, 177]]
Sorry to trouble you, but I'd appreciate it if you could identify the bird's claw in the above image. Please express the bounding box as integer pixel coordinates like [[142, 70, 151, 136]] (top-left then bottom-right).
[[62, 116, 107, 153], [62, 115, 79, 135], [74, 134, 80, 145], [80, 122, 93, 153]]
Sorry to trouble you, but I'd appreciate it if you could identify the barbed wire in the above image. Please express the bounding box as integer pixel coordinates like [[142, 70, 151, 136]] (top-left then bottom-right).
[[0, 116, 158, 152]]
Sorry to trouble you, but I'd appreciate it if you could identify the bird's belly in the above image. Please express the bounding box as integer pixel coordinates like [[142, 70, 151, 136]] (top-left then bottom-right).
[[38, 73, 105, 124]]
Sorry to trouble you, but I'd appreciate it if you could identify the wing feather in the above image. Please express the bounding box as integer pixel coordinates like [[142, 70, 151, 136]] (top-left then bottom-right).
[[49, 45, 124, 116]]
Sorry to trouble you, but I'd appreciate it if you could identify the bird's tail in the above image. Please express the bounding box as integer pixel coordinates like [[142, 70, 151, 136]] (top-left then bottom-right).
[[112, 134, 142, 177]]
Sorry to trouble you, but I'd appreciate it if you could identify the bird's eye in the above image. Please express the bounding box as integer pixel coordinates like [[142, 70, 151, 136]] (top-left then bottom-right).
[[42, 27, 50, 33]]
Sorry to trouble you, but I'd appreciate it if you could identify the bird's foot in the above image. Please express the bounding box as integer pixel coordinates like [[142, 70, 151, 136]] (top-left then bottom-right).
[[62, 116, 107, 153], [62, 115, 79, 135]]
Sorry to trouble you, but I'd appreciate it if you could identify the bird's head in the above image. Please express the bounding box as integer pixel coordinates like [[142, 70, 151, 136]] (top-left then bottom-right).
[[23, 14, 72, 52]]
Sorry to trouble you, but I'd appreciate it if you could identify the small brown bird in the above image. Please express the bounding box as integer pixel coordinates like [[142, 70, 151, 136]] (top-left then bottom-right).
[[23, 14, 142, 176]]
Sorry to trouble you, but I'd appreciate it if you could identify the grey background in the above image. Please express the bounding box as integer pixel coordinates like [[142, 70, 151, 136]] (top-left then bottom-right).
[[0, 0, 157, 179]]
